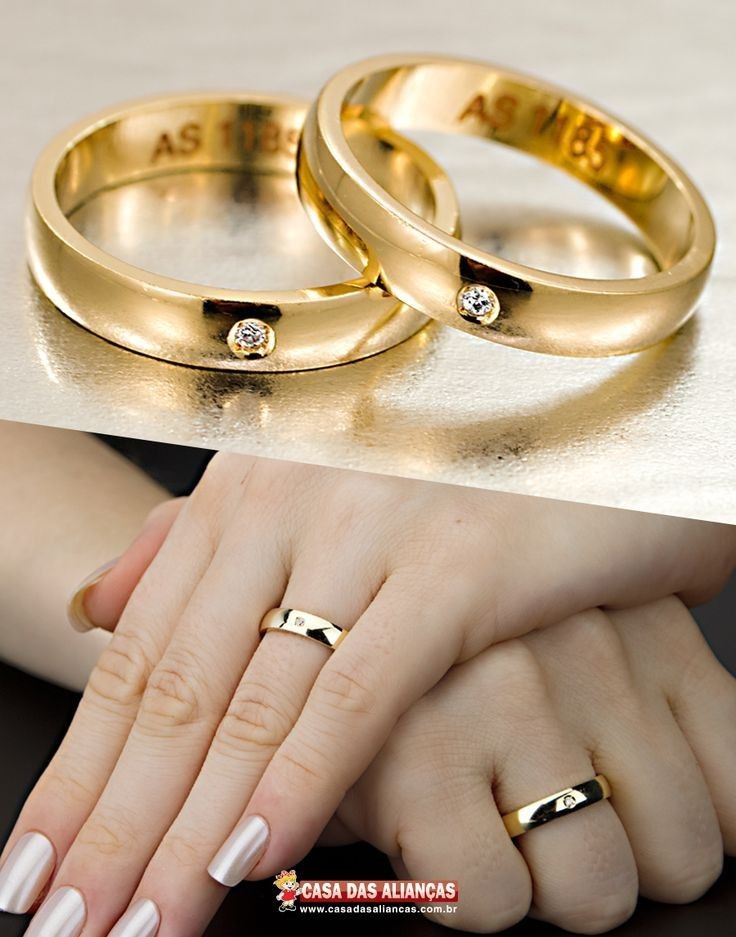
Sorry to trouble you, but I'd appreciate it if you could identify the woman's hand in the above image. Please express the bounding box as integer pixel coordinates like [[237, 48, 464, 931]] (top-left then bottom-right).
[[1, 454, 733, 936], [333, 598, 736, 933]]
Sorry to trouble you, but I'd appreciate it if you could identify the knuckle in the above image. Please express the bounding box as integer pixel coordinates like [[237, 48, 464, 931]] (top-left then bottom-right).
[[76, 808, 138, 858], [137, 656, 207, 734], [558, 611, 625, 671], [476, 888, 531, 932], [650, 849, 724, 904], [314, 655, 379, 718], [661, 607, 732, 701], [198, 451, 249, 489], [316, 472, 396, 542], [159, 828, 211, 870], [144, 496, 182, 529], [398, 820, 531, 932], [184, 454, 252, 535], [408, 493, 498, 572], [483, 640, 547, 706], [554, 611, 637, 705], [214, 683, 294, 756], [86, 631, 153, 710], [557, 891, 638, 934], [278, 744, 328, 785], [545, 857, 638, 935], [193, 455, 291, 537], [318, 484, 365, 543], [330, 472, 391, 510], [40, 764, 97, 809]]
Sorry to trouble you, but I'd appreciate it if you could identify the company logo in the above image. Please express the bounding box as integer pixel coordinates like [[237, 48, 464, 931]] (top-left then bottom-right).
[[272, 872, 459, 916], [273, 869, 302, 912]]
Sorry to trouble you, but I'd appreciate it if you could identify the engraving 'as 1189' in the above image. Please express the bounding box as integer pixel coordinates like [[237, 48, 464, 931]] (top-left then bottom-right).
[[149, 119, 301, 165], [457, 93, 614, 172]]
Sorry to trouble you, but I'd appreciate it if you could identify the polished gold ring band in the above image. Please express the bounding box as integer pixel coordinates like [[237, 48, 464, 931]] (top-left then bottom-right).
[[502, 774, 612, 838], [260, 608, 347, 650], [300, 54, 715, 356], [27, 92, 459, 371]]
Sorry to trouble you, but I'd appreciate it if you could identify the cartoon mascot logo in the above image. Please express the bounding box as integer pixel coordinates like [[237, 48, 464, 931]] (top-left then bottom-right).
[[273, 869, 302, 912]]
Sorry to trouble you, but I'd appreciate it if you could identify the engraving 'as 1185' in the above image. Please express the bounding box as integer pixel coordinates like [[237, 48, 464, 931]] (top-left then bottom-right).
[[457, 92, 617, 172], [149, 119, 301, 165]]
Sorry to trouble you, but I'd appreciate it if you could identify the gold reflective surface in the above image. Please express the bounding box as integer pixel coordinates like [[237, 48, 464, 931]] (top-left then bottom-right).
[[301, 55, 714, 355], [1, 0, 734, 523], [28, 93, 455, 371], [502, 775, 612, 838]]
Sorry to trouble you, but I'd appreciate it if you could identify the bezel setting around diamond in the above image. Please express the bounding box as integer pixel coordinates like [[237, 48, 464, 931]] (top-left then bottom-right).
[[456, 284, 501, 326], [227, 318, 276, 359]]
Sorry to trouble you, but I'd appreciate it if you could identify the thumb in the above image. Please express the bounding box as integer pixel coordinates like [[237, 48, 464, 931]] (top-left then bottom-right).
[[67, 497, 186, 633]]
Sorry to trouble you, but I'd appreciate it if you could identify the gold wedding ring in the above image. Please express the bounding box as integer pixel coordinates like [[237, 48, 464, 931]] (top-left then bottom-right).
[[27, 92, 459, 371], [300, 54, 715, 356], [260, 608, 347, 650], [502, 775, 612, 838]]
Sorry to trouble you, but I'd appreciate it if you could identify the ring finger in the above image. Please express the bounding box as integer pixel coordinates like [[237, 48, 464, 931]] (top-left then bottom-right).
[[485, 642, 638, 934], [526, 609, 724, 906], [106, 552, 381, 937]]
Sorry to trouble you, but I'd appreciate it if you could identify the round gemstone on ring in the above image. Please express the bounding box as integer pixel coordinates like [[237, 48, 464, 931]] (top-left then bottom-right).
[[227, 318, 276, 358], [456, 284, 500, 325]]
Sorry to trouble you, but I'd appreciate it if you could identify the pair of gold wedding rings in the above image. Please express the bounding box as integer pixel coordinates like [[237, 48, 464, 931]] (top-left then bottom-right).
[[27, 54, 715, 372]]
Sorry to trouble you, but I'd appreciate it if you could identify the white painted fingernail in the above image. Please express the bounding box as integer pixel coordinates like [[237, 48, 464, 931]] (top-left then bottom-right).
[[66, 558, 119, 632], [24, 886, 86, 937], [108, 898, 161, 937], [0, 832, 56, 914], [208, 815, 269, 887]]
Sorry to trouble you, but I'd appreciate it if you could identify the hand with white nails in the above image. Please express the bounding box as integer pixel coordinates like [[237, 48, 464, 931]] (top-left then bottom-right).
[[0, 453, 733, 936]]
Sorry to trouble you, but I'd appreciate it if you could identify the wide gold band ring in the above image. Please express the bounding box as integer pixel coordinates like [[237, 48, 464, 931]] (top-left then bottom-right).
[[300, 54, 716, 357], [260, 608, 347, 650], [26, 92, 458, 371], [502, 774, 612, 838]]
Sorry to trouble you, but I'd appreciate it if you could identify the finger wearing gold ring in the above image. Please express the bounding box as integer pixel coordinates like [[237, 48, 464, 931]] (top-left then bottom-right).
[[300, 53, 715, 356], [502, 774, 612, 838], [207, 552, 379, 888], [27, 92, 459, 371], [260, 608, 347, 650]]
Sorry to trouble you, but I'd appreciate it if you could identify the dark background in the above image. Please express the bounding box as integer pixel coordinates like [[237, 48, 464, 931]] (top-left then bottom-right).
[[0, 438, 734, 936]]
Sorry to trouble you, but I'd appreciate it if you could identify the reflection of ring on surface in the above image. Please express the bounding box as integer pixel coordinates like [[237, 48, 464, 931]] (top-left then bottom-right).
[[26, 92, 458, 372], [502, 775, 612, 838], [300, 53, 715, 356], [260, 608, 347, 651]]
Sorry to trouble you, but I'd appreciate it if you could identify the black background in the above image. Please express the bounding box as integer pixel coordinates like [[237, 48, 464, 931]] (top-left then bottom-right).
[[0, 438, 733, 935]]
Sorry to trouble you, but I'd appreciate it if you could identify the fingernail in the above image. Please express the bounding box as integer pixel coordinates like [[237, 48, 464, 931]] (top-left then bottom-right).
[[24, 886, 86, 937], [207, 815, 270, 887], [108, 898, 160, 937], [66, 559, 118, 632], [0, 832, 56, 914]]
